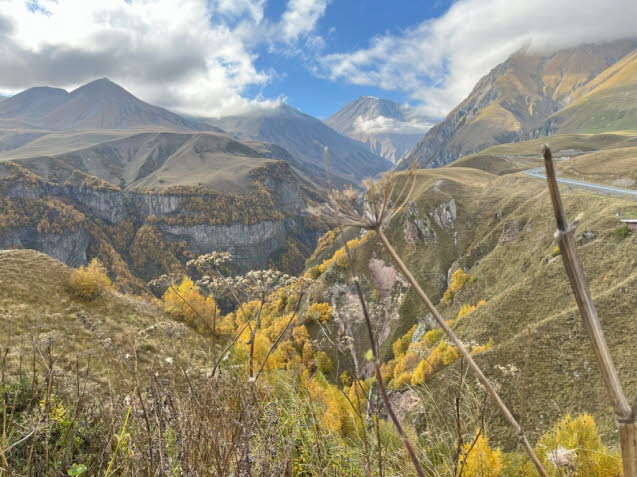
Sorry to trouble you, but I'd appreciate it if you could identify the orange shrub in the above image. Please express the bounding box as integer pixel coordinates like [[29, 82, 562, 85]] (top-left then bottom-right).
[[305, 302, 334, 323]]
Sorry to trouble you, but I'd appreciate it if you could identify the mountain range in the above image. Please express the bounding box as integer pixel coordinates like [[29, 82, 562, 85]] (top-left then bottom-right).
[[397, 39, 637, 169], [2, 37, 637, 288], [326, 96, 432, 163], [0, 79, 211, 131], [0, 79, 393, 283], [207, 102, 391, 183]]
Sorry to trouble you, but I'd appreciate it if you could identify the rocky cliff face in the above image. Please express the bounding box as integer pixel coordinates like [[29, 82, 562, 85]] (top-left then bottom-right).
[[0, 228, 90, 267], [158, 220, 287, 269], [0, 160, 324, 287]]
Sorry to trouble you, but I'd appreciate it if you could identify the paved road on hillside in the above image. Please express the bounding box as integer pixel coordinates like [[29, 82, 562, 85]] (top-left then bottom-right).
[[523, 168, 637, 199]]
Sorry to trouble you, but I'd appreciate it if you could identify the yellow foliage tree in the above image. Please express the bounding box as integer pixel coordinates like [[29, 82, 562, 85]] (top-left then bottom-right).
[[394, 351, 418, 376], [162, 277, 219, 333], [390, 371, 413, 390], [314, 351, 333, 374], [411, 358, 433, 386], [457, 304, 477, 320], [532, 414, 623, 477], [305, 374, 356, 436], [443, 269, 469, 304], [423, 328, 443, 347], [317, 236, 368, 273], [461, 432, 503, 477], [429, 340, 460, 367], [67, 258, 111, 301], [305, 302, 334, 323], [392, 324, 417, 358]]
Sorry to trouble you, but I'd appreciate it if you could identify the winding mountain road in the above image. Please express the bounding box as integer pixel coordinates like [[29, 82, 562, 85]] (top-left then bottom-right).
[[523, 168, 637, 199]]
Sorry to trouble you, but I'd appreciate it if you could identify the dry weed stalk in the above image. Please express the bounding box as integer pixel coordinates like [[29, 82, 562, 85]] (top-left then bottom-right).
[[542, 145, 637, 477], [311, 162, 549, 476]]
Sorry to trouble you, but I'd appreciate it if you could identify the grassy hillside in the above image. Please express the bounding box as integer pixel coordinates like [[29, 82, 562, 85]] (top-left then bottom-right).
[[555, 145, 637, 188], [309, 164, 637, 449], [548, 48, 637, 134], [0, 249, 209, 390], [399, 40, 637, 169], [447, 131, 637, 180]]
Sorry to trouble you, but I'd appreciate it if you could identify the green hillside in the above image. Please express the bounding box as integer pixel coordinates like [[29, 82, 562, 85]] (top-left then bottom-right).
[[548, 48, 637, 134], [308, 164, 637, 449], [0, 249, 209, 389]]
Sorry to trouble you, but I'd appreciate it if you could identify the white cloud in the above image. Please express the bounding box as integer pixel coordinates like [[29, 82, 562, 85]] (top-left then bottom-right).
[[320, 0, 637, 118], [280, 0, 329, 43], [353, 115, 434, 136], [0, 0, 328, 116]]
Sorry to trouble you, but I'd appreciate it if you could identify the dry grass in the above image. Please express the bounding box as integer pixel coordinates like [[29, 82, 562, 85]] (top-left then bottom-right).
[[0, 249, 210, 392]]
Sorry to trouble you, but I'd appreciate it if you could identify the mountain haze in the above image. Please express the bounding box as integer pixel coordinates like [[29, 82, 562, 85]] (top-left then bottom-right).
[[327, 96, 431, 163], [399, 39, 637, 169]]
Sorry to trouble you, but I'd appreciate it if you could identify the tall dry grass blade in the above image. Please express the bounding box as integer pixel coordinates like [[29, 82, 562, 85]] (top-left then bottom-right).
[[542, 144, 637, 477]]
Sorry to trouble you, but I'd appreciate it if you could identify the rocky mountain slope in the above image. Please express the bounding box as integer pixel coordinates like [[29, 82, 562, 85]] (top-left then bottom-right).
[[208, 103, 392, 184], [326, 96, 431, 163], [543, 46, 637, 135], [398, 39, 637, 169]]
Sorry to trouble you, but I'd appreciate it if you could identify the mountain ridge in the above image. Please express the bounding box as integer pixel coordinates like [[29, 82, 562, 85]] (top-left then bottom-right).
[[0, 78, 213, 131], [398, 39, 637, 169], [208, 102, 392, 184], [326, 96, 431, 163]]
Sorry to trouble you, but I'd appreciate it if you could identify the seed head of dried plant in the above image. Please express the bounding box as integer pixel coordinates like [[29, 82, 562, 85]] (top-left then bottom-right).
[[309, 169, 416, 231]]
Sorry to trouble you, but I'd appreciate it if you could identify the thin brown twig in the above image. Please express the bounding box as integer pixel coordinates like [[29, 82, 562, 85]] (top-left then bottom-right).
[[342, 233, 428, 477]]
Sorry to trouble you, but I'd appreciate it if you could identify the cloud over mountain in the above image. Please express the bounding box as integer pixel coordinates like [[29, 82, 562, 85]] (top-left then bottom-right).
[[320, 0, 637, 118], [352, 115, 432, 136]]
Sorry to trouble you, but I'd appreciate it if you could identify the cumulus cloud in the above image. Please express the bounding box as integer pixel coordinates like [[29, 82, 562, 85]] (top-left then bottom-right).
[[320, 0, 637, 118], [280, 0, 329, 43], [0, 0, 328, 116]]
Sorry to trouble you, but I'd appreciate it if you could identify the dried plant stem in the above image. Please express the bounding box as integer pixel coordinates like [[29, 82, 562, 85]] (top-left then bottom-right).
[[212, 320, 253, 376], [375, 228, 548, 477], [248, 300, 265, 378], [342, 237, 428, 477], [542, 145, 637, 477], [104, 406, 131, 477]]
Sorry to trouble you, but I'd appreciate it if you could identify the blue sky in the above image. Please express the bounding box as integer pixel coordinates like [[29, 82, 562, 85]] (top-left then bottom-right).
[[2, 0, 636, 120], [255, 1, 452, 118]]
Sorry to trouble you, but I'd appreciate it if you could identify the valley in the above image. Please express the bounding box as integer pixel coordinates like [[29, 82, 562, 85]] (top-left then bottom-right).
[[1, 20, 637, 477]]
